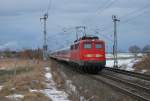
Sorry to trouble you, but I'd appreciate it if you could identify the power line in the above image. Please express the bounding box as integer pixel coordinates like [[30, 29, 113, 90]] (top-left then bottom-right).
[[120, 3, 150, 19], [94, 30, 114, 42], [102, 4, 150, 32], [90, 0, 118, 38], [104, 8, 150, 33], [78, 0, 118, 41], [96, 0, 112, 12], [97, 0, 118, 15], [81, 0, 118, 26], [101, 9, 150, 36], [102, 6, 150, 55], [46, 0, 52, 15], [121, 9, 150, 24]]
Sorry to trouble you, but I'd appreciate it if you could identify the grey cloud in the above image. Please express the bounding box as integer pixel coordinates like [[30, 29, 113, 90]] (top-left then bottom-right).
[[0, 0, 150, 51]]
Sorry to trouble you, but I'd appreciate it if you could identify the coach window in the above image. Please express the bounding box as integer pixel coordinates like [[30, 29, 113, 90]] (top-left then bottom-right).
[[84, 43, 92, 49], [95, 44, 102, 49], [75, 44, 77, 49], [71, 45, 73, 50], [72, 45, 75, 50], [75, 44, 79, 49], [77, 44, 80, 49]]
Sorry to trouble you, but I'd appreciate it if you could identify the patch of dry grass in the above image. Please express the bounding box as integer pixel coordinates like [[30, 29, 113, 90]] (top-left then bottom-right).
[[134, 55, 150, 74], [22, 92, 51, 101], [0, 85, 13, 96], [0, 96, 10, 101], [0, 59, 28, 69], [0, 59, 50, 100], [48, 61, 65, 89]]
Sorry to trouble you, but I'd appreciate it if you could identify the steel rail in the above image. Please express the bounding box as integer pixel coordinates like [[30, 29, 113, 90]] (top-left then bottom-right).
[[91, 75, 150, 101], [101, 73, 150, 94], [104, 67, 150, 81]]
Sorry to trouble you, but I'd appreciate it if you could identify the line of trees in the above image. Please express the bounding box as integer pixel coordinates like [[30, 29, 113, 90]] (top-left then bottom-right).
[[0, 48, 43, 59], [18, 48, 43, 59], [128, 45, 150, 57], [129, 45, 150, 53]]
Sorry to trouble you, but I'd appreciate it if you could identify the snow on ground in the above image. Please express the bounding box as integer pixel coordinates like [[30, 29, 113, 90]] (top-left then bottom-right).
[[141, 70, 147, 73], [0, 67, 6, 70], [30, 89, 39, 92], [57, 67, 86, 101], [106, 59, 140, 68], [107, 53, 133, 59], [106, 53, 143, 59], [6, 94, 24, 99], [106, 53, 141, 71], [45, 73, 52, 80], [43, 67, 70, 101], [0, 85, 3, 90], [66, 80, 86, 101]]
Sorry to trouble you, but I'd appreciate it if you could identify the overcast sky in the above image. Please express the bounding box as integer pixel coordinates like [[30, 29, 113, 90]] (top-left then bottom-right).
[[0, 0, 150, 52]]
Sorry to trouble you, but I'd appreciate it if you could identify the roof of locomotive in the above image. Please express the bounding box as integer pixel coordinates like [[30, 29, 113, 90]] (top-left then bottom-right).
[[74, 35, 104, 43]]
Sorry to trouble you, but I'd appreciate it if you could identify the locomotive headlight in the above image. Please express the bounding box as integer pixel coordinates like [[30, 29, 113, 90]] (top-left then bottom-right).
[[96, 54, 103, 58], [85, 54, 93, 57], [84, 54, 103, 58]]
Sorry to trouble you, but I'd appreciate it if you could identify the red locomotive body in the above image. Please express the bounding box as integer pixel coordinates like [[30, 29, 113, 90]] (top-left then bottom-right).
[[50, 36, 106, 73]]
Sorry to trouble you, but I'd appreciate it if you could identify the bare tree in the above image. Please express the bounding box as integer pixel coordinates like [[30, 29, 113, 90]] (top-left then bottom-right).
[[143, 45, 150, 53], [129, 45, 141, 58]]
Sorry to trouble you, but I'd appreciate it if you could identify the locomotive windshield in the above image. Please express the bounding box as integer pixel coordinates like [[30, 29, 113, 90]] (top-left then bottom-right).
[[95, 44, 102, 49], [84, 43, 92, 49]]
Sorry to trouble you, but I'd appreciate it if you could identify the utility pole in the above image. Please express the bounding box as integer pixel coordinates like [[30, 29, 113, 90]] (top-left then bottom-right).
[[40, 13, 48, 60], [112, 15, 120, 68]]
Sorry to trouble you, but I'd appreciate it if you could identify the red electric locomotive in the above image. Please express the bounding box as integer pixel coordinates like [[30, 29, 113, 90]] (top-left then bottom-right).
[[50, 35, 106, 73]]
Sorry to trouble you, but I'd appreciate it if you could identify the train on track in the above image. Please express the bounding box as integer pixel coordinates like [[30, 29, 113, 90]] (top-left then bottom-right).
[[50, 35, 106, 73]]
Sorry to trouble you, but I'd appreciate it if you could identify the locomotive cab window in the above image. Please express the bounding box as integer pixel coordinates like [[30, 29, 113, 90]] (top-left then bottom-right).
[[84, 43, 92, 49], [95, 44, 102, 49]]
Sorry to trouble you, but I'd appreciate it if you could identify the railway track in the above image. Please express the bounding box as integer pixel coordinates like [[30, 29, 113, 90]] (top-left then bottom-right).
[[104, 67, 150, 81], [90, 67, 150, 101], [52, 60, 150, 100]]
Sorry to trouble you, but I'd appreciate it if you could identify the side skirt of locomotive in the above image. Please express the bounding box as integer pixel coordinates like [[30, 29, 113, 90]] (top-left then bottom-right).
[[70, 60, 106, 74], [50, 56, 105, 74]]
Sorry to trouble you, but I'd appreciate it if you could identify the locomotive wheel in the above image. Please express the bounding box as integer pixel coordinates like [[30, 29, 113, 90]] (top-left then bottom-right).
[[80, 66, 84, 72], [84, 66, 89, 73], [86, 66, 92, 73], [87, 66, 91, 73], [87, 66, 92, 73], [86, 66, 90, 73], [98, 66, 103, 71], [75, 65, 100, 74], [78, 66, 82, 73], [90, 66, 99, 74], [83, 66, 87, 73], [77, 65, 81, 72], [90, 66, 94, 73]]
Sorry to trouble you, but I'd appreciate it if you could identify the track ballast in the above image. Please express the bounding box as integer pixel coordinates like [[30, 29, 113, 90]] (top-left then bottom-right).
[[91, 67, 150, 101]]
